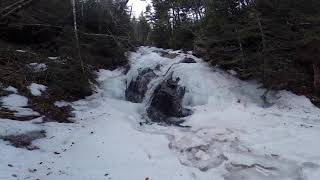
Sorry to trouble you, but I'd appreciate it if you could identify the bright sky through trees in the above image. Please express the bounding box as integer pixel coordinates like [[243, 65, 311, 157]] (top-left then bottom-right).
[[128, 0, 151, 17]]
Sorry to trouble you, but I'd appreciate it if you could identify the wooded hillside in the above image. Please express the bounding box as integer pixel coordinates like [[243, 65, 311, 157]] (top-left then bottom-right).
[[0, 0, 135, 122]]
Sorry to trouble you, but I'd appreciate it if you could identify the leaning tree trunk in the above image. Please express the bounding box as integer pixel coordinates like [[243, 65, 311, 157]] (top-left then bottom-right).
[[313, 62, 320, 93]]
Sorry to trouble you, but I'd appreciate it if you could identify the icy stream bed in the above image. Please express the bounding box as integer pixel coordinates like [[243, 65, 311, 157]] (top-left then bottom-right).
[[1, 47, 320, 180]]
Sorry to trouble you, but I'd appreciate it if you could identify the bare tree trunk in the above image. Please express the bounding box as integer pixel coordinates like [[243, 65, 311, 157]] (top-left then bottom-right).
[[98, 1, 102, 33], [71, 0, 84, 72], [256, 13, 267, 83], [235, 26, 245, 69], [195, 10, 199, 20], [314, 62, 320, 93], [129, 4, 133, 17], [177, 8, 181, 22], [81, 0, 84, 20]]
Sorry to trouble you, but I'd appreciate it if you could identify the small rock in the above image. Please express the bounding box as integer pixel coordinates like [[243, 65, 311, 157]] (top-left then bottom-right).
[[180, 57, 196, 64], [28, 168, 37, 173]]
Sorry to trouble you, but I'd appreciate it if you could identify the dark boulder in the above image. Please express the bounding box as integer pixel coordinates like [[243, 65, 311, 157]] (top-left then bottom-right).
[[180, 57, 197, 64], [147, 73, 192, 125], [125, 68, 157, 103]]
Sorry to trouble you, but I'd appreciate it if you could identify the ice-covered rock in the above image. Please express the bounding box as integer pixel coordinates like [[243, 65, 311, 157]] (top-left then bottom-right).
[[125, 68, 157, 103], [147, 73, 192, 125]]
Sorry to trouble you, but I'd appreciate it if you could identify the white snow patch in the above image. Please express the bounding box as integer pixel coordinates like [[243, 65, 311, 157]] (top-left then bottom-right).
[[3, 86, 18, 94], [227, 69, 238, 76], [16, 50, 27, 53], [0, 94, 39, 117], [48, 57, 58, 60], [54, 101, 69, 107], [28, 83, 47, 96], [1, 94, 28, 107], [27, 63, 47, 72]]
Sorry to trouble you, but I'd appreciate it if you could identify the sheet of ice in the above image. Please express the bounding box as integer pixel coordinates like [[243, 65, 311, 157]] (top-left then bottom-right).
[[28, 83, 47, 96], [1, 46, 320, 180]]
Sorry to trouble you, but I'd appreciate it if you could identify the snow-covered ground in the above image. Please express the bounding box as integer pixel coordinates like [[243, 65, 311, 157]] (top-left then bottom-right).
[[1, 46, 320, 180]]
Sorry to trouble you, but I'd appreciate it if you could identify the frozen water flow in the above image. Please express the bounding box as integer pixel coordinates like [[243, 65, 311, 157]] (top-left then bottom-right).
[[1, 46, 320, 180], [119, 46, 320, 179]]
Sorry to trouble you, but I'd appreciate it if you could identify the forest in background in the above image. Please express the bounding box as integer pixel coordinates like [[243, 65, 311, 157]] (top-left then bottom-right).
[[132, 0, 320, 105]]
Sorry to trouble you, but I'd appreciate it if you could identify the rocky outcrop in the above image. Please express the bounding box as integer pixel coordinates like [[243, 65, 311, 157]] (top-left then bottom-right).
[[147, 73, 192, 126], [125, 68, 157, 103], [125, 67, 193, 126]]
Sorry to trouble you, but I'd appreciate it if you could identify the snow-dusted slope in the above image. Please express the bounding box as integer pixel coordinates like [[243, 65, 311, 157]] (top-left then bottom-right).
[[1, 47, 320, 180]]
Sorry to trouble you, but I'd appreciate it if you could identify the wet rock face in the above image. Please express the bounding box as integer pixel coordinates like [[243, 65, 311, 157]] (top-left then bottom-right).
[[147, 74, 192, 125], [125, 67, 192, 125], [180, 57, 196, 64], [125, 68, 157, 103]]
